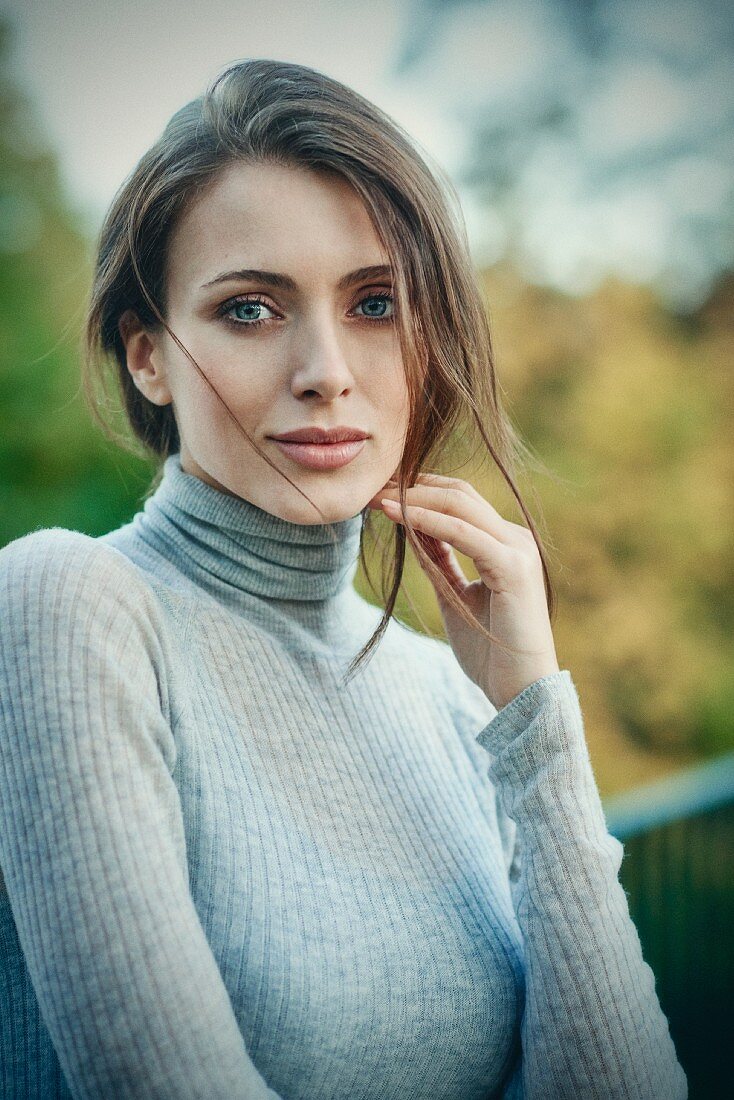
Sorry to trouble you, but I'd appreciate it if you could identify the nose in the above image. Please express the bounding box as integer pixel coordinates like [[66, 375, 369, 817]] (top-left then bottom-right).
[[289, 312, 356, 400]]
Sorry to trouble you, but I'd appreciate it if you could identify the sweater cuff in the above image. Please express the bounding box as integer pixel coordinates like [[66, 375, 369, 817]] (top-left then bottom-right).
[[474, 670, 611, 849], [475, 669, 582, 759]]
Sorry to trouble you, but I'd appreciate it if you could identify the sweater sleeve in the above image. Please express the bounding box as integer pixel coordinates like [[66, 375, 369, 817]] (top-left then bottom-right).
[[472, 669, 688, 1100], [0, 530, 281, 1100]]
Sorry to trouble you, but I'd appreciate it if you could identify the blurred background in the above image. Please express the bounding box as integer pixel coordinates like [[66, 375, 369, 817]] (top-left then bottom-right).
[[0, 0, 731, 1094]]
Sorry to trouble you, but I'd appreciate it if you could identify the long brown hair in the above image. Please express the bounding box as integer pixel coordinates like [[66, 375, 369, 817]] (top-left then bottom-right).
[[83, 57, 557, 684]]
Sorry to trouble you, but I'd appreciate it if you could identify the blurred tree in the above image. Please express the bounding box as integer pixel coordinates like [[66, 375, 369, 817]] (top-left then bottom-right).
[[396, 0, 734, 311], [500, 267, 733, 766], [386, 259, 734, 779], [0, 16, 155, 544]]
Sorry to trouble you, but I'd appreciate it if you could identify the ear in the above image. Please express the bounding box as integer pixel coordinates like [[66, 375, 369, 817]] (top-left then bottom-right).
[[118, 309, 173, 407]]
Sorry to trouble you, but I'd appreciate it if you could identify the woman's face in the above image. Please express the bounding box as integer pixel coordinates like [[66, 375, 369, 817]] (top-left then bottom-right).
[[122, 160, 411, 525]]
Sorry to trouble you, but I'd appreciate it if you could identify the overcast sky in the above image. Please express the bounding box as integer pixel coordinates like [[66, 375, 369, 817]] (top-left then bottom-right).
[[3, 0, 732, 308]]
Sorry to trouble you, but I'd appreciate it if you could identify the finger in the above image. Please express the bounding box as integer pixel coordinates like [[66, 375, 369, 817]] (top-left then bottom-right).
[[380, 498, 514, 578], [412, 472, 489, 509], [375, 473, 477, 504], [412, 475, 532, 546], [379, 481, 517, 546]]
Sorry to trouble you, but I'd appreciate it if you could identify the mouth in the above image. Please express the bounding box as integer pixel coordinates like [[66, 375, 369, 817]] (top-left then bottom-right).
[[269, 426, 369, 444], [269, 437, 368, 471]]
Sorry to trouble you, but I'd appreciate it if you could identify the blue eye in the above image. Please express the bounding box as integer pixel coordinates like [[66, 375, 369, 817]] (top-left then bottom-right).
[[220, 296, 275, 327], [354, 293, 394, 321], [217, 290, 395, 332]]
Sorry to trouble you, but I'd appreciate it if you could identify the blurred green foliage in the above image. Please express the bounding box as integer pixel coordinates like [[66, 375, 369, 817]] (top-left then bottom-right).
[[1, 22, 732, 785], [0, 22, 155, 539]]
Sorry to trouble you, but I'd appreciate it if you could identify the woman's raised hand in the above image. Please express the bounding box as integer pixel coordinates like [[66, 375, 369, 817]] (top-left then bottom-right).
[[368, 472, 560, 711]]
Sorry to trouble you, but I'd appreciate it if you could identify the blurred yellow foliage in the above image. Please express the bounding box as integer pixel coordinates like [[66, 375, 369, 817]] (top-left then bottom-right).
[[360, 262, 733, 792]]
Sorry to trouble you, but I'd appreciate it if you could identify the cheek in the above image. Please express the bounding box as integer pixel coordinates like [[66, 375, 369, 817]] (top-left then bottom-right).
[[370, 344, 408, 399], [380, 366, 411, 424], [176, 350, 275, 423], [370, 371, 411, 451]]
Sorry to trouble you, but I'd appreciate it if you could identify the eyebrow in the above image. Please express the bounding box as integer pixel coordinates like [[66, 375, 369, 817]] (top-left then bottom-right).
[[200, 264, 394, 292]]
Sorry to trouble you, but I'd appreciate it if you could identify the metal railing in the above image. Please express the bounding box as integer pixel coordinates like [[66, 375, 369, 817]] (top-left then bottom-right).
[[602, 751, 734, 1100]]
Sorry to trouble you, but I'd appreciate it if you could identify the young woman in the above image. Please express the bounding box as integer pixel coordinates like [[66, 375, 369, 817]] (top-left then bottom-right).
[[0, 59, 687, 1099]]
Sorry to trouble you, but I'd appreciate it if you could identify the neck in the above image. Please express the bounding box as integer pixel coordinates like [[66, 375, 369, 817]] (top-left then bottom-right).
[[135, 453, 365, 603]]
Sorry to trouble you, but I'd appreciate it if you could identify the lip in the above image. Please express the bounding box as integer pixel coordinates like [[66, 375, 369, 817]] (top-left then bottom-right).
[[269, 426, 369, 444], [270, 438, 367, 470]]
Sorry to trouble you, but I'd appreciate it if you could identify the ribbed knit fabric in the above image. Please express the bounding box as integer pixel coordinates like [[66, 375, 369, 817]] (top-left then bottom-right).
[[0, 452, 687, 1099]]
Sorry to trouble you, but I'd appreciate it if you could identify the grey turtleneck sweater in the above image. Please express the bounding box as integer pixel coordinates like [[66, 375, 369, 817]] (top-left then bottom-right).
[[0, 453, 687, 1099]]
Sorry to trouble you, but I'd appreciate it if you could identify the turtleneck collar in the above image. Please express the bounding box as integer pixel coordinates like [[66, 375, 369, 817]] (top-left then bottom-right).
[[130, 453, 364, 603]]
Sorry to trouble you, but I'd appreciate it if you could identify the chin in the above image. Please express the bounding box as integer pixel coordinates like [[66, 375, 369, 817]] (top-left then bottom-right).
[[277, 500, 364, 526], [260, 482, 365, 525]]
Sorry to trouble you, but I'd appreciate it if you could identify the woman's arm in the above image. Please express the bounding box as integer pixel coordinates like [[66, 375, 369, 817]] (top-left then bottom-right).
[[475, 669, 688, 1100], [0, 530, 281, 1099]]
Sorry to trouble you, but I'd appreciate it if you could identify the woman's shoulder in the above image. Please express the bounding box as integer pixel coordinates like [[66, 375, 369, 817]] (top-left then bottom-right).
[[0, 527, 186, 735], [2, 525, 147, 588], [0, 526, 172, 637]]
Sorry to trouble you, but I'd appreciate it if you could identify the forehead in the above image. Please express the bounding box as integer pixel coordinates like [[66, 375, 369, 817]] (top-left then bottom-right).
[[166, 160, 388, 295]]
